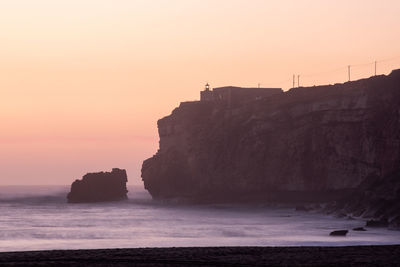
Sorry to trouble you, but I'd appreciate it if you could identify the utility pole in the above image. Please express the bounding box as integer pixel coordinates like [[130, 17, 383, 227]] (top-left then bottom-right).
[[374, 61, 377, 76], [348, 65, 351, 82], [293, 74, 295, 88], [297, 75, 300, 87]]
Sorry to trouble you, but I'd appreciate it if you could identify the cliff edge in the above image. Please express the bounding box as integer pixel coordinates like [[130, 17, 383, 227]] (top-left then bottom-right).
[[142, 70, 400, 208]]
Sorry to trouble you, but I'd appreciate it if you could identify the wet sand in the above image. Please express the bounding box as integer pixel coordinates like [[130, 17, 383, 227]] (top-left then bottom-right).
[[1, 246, 400, 266]]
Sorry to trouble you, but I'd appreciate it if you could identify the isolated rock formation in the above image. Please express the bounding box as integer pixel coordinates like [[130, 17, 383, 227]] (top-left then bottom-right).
[[67, 168, 128, 203], [329, 230, 348, 236], [142, 70, 400, 208]]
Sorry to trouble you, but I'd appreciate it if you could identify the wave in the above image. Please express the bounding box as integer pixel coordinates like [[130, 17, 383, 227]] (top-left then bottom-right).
[[0, 194, 68, 204], [0, 194, 156, 206], [0, 184, 152, 205]]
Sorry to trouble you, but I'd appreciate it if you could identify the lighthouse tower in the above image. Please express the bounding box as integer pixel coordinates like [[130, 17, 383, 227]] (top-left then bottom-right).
[[200, 83, 214, 101]]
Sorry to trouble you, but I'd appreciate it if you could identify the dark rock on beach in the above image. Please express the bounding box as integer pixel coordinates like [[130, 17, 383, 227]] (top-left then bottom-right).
[[329, 230, 348, 236], [67, 168, 128, 203]]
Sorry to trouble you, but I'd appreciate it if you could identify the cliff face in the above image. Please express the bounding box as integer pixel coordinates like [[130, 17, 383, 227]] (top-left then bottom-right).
[[142, 70, 400, 203], [67, 168, 128, 203]]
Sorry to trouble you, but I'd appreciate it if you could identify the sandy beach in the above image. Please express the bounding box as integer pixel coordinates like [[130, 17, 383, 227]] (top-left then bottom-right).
[[1, 245, 400, 266]]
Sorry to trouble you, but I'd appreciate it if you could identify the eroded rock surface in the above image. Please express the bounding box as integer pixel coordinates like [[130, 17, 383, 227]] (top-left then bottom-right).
[[335, 170, 400, 229], [67, 168, 128, 203]]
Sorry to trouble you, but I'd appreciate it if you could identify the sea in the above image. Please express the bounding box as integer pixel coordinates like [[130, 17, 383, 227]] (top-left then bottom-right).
[[0, 185, 399, 252]]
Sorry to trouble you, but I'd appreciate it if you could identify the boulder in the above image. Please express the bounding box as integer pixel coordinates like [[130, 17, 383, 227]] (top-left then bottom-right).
[[329, 230, 348, 236], [67, 168, 128, 203], [352, 227, 367, 231]]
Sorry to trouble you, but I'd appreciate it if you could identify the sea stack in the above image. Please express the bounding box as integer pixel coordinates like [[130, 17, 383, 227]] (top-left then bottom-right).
[[67, 168, 128, 203]]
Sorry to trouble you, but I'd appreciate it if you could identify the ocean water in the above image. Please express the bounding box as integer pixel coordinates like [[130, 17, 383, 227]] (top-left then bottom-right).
[[0, 185, 399, 252]]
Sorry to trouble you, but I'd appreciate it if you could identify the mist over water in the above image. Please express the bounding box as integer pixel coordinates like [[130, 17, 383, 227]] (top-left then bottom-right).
[[0, 185, 399, 252]]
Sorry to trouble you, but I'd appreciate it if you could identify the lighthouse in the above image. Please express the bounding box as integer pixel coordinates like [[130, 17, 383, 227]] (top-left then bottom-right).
[[200, 83, 214, 101]]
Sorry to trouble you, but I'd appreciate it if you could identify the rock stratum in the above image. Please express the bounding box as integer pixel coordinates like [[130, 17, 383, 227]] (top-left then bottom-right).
[[142, 70, 400, 222], [67, 168, 128, 203]]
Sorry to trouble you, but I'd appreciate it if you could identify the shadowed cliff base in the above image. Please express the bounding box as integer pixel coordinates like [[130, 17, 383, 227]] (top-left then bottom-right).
[[142, 69, 400, 226], [1, 246, 399, 266]]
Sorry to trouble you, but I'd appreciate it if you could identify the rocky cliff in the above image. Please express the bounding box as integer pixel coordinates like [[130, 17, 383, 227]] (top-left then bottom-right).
[[67, 168, 128, 203], [142, 70, 400, 206]]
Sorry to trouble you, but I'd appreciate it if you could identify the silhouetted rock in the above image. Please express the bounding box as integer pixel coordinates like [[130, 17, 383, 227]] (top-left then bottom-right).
[[67, 168, 128, 203], [329, 230, 348, 236], [366, 218, 389, 228], [353, 227, 367, 231], [142, 69, 400, 213]]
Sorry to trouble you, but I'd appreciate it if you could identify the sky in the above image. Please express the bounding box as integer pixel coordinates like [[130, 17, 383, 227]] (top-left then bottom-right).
[[1, 0, 400, 185]]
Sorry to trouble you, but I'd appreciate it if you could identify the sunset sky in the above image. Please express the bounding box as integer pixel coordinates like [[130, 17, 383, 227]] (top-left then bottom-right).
[[1, 0, 400, 185]]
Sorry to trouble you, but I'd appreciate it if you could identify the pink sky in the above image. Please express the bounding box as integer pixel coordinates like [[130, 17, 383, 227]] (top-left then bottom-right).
[[1, 0, 400, 185]]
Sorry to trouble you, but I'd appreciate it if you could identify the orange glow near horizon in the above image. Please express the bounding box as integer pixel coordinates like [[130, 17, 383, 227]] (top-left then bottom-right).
[[1, 0, 400, 185]]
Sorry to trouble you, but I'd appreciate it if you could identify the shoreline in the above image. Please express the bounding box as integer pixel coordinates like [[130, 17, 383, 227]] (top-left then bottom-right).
[[1, 245, 400, 266]]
